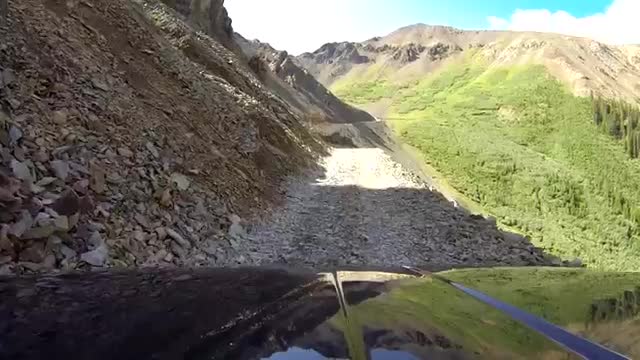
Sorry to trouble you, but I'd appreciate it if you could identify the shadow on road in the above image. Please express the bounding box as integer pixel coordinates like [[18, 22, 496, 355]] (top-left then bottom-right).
[[243, 180, 557, 270], [280, 119, 563, 271]]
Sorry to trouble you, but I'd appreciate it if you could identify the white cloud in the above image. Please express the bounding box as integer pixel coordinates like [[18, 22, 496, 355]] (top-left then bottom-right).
[[225, 0, 363, 55], [487, 0, 640, 44], [225, 0, 424, 55], [486, 16, 508, 30]]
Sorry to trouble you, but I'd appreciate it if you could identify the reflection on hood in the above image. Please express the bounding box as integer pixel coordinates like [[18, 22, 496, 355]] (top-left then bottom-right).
[[0, 267, 637, 359]]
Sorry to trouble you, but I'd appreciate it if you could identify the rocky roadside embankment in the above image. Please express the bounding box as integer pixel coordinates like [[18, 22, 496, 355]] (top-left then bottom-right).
[[0, 0, 321, 274]]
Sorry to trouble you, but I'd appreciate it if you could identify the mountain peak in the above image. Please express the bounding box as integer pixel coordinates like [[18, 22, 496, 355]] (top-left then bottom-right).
[[369, 23, 468, 48], [295, 22, 640, 101], [392, 23, 458, 32]]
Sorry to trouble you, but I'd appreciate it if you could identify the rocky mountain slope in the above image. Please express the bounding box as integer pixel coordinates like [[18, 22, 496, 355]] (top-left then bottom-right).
[[158, 0, 375, 125], [234, 34, 375, 124], [298, 24, 640, 104], [0, 0, 323, 274], [162, 0, 240, 53], [162, 1, 376, 139]]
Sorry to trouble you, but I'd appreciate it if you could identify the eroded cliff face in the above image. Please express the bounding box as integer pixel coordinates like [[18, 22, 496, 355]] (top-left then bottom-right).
[[162, 1, 375, 124], [234, 36, 376, 124], [162, 0, 238, 53]]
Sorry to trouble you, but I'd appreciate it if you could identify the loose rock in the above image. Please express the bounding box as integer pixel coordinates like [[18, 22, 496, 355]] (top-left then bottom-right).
[[52, 110, 68, 125], [145, 142, 159, 158], [33, 150, 49, 163], [9, 210, 34, 238], [91, 78, 110, 91], [117, 147, 134, 158], [19, 242, 46, 263], [155, 227, 167, 241], [228, 214, 245, 238], [11, 160, 32, 182], [36, 177, 58, 187], [22, 225, 56, 240], [8, 125, 22, 145], [50, 160, 70, 181], [134, 214, 150, 229], [53, 216, 70, 232], [87, 231, 104, 248], [159, 188, 172, 207], [170, 242, 187, 258], [73, 179, 90, 194], [170, 173, 190, 191], [166, 228, 190, 248], [89, 162, 106, 194], [59, 245, 77, 260], [133, 230, 146, 242], [42, 254, 56, 269], [80, 244, 108, 267], [52, 189, 80, 216]]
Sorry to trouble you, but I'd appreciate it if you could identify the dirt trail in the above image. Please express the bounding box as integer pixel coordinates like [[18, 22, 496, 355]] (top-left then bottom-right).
[[219, 146, 551, 269]]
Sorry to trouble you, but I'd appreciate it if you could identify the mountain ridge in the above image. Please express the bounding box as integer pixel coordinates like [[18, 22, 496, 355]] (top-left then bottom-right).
[[297, 23, 640, 103], [233, 34, 375, 124]]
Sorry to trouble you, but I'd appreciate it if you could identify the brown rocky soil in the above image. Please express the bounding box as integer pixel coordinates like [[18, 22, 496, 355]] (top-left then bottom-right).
[[0, 0, 322, 274]]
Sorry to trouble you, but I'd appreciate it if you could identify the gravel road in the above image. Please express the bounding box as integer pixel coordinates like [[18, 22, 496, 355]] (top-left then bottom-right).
[[221, 147, 550, 269]]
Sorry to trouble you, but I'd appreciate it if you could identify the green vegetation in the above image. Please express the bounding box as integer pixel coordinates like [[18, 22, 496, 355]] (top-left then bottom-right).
[[331, 55, 640, 271], [592, 95, 640, 159], [331, 268, 640, 358], [331, 63, 399, 104], [332, 78, 396, 104]]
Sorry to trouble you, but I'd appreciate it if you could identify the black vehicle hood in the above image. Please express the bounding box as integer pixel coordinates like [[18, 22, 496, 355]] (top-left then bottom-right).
[[0, 266, 637, 359]]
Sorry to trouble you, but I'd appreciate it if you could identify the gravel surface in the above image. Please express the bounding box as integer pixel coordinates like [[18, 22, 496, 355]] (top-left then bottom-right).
[[220, 148, 550, 269]]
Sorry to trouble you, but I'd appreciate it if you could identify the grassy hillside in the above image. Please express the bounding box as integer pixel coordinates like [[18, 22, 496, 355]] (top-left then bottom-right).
[[331, 53, 640, 271]]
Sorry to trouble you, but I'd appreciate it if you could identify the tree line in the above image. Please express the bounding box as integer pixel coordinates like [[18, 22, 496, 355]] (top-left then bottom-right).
[[591, 94, 640, 158], [590, 94, 640, 229]]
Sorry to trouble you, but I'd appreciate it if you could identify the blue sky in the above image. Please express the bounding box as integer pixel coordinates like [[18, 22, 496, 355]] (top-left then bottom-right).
[[226, 0, 638, 54], [341, 0, 611, 31]]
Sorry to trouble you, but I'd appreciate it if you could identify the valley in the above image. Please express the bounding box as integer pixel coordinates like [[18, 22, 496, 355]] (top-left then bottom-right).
[[0, 0, 557, 274], [2, 0, 639, 274], [3, 2, 640, 358], [299, 25, 640, 271]]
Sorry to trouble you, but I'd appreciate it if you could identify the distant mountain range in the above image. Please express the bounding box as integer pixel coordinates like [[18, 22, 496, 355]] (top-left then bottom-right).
[[234, 34, 374, 124], [296, 24, 640, 105]]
